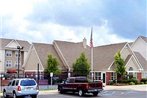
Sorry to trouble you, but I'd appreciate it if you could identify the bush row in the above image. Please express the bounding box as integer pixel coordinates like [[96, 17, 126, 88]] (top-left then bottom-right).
[[109, 78, 147, 85]]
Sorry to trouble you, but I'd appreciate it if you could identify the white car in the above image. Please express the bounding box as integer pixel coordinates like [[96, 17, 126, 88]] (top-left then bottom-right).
[[3, 78, 39, 98]]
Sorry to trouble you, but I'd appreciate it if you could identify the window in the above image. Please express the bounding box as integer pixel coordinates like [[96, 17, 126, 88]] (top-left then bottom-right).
[[142, 72, 147, 78], [129, 67, 133, 71], [12, 80, 16, 86], [5, 51, 12, 57], [16, 80, 19, 86], [128, 72, 137, 79], [6, 60, 12, 67], [111, 72, 116, 80], [15, 51, 18, 57], [20, 80, 36, 86], [95, 72, 101, 80], [15, 61, 18, 67]]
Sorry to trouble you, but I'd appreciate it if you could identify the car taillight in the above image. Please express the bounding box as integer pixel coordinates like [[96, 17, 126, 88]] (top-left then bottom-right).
[[17, 86, 21, 91], [86, 84, 89, 89]]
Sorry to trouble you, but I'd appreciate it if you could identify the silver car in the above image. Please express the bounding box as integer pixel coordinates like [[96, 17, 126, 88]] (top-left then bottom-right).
[[3, 78, 39, 98]]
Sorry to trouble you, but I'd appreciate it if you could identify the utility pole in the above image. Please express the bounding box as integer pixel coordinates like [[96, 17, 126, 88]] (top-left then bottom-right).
[[17, 46, 23, 78], [37, 63, 39, 89]]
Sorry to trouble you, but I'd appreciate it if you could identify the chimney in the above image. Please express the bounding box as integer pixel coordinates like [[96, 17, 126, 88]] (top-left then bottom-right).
[[83, 37, 87, 48]]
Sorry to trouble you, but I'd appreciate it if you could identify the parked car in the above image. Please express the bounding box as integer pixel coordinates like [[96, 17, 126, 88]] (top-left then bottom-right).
[[3, 78, 39, 98], [58, 76, 103, 96]]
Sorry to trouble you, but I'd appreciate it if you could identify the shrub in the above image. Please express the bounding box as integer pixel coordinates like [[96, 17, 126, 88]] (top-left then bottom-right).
[[129, 82, 135, 85], [128, 78, 138, 84], [140, 82, 144, 84], [141, 78, 147, 84]]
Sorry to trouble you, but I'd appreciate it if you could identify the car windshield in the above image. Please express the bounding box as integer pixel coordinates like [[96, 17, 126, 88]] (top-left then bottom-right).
[[20, 80, 36, 86]]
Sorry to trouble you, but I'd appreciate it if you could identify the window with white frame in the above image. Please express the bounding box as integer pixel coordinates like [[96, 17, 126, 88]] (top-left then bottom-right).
[[128, 72, 137, 79], [15, 61, 18, 67], [6, 60, 12, 67], [5, 51, 12, 57], [95, 72, 101, 80], [15, 51, 18, 57], [111, 72, 117, 80], [142, 72, 147, 78]]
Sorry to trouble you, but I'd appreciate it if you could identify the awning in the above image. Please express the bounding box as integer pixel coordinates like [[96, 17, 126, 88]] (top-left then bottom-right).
[[7, 68, 17, 73]]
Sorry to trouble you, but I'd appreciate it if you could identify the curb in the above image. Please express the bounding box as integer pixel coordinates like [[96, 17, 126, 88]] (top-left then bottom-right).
[[0, 90, 58, 96]]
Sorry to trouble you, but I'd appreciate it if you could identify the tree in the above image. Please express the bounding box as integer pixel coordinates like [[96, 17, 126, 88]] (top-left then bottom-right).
[[45, 54, 60, 75], [73, 52, 90, 76], [114, 51, 126, 81]]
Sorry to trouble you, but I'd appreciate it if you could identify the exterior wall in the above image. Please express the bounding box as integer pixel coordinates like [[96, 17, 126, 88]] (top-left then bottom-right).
[[24, 51, 28, 64], [5, 50, 24, 70], [132, 38, 147, 60], [106, 72, 111, 85], [126, 57, 139, 71], [24, 47, 44, 72], [0, 50, 5, 73]]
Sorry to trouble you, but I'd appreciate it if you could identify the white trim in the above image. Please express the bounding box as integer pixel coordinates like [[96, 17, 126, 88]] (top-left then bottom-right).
[[131, 36, 146, 48], [127, 43, 144, 70], [5, 39, 21, 48], [125, 54, 143, 71], [53, 41, 70, 71]]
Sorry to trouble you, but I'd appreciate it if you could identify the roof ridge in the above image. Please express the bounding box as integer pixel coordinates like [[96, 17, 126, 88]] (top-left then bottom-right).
[[33, 42, 52, 45], [54, 40, 82, 44], [95, 42, 127, 48]]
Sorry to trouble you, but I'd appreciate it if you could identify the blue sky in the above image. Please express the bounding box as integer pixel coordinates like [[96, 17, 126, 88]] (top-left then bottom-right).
[[0, 0, 146, 46]]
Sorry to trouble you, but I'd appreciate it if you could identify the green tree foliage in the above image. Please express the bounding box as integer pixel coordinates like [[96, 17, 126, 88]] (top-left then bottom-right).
[[73, 52, 90, 76], [114, 51, 126, 80], [45, 54, 60, 75]]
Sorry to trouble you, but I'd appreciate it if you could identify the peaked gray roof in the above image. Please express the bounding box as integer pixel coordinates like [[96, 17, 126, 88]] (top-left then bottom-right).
[[140, 36, 147, 43], [134, 52, 147, 71], [94, 42, 127, 71], [0, 38, 31, 51], [55, 40, 127, 71], [54, 40, 91, 70], [33, 43, 66, 71]]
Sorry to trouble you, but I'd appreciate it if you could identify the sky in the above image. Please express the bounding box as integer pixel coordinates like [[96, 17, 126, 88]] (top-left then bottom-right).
[[0, 0, 146, 46]]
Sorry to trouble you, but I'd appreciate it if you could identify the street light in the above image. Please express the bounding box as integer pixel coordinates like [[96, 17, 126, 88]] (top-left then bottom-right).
[[17, 46, 23, 78]]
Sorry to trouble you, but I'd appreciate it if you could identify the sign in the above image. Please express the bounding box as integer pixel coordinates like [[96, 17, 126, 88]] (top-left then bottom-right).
[[50, 72, 53, 77]]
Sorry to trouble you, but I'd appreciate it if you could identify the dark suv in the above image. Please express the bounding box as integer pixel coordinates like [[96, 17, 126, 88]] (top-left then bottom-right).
[[3, 78, 39, 98]]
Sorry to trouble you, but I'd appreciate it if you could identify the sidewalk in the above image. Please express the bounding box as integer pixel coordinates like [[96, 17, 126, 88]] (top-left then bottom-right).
[[104, 85, 147, 91]]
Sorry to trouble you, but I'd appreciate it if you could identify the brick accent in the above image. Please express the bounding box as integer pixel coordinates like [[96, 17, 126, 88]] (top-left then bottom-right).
[[137, 72, 142, 82], [106, 72, 111, 85]]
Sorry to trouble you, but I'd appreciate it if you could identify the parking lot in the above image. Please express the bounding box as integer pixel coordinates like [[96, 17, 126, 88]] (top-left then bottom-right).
[[0, 85, 147, 98]]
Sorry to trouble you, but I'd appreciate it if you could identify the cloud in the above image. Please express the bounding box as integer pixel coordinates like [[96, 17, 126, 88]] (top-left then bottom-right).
[[0, 0, 146, 46]]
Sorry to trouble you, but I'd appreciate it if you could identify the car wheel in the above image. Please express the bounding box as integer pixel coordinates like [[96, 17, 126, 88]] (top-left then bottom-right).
[[59, 87, 64, 94], [31, 95, 37, 98], [3, 91, 8, 98], [93, 92, 98, 96], [13, 93, 18, 98], [78, 90, 84, 97]]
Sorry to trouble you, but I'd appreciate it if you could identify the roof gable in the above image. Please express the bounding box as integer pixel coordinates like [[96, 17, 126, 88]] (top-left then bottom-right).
[[5, 40, 20, 48], [33, 43, 66, 71], [140, 36, 147, 43], [0, 38, 30, 51], [94, 42, 127, 71], [54, 41, 91, 71]]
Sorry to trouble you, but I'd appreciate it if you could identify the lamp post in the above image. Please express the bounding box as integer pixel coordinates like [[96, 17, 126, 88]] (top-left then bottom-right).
[[17, 46, 23, 78]]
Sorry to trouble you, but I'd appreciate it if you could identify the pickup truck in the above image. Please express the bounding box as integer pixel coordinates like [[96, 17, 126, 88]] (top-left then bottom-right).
[[58, 77, 103, 96]]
